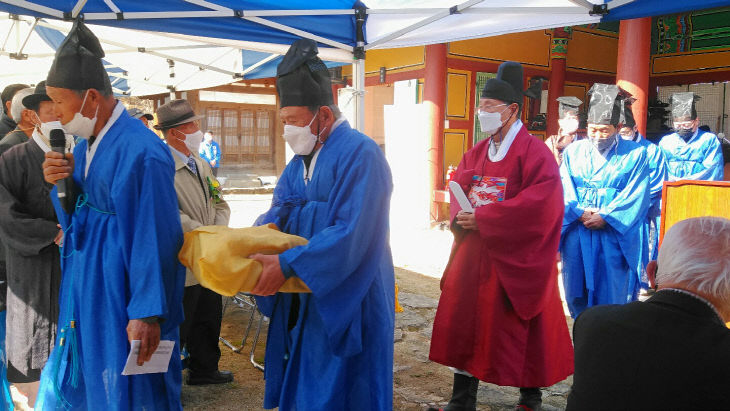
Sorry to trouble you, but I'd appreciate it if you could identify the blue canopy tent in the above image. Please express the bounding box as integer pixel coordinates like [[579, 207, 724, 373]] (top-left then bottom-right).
[[34, 23, 130, 95], [1, 0, 729, 128]]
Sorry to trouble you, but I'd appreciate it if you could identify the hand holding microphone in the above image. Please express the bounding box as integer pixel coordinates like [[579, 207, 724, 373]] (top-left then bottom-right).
[[46, 129, 74, 212]]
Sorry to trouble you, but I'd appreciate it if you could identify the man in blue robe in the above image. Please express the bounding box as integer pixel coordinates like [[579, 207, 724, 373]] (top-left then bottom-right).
[[248, 39, 395, 410], [618, 98, 668, 278], [658, 92, 724, 181], [36, 21, 185, 410], [560, 84, 650, 318]]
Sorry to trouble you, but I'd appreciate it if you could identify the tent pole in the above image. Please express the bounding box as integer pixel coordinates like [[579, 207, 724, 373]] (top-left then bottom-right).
[[71, 0, 88, 18], [353, 6, 366, 133], [2, 17, 15, 52], [606, 0, 638, 9], [14, 17, 37, 58], [353, 59, 365, 132], [240, 52, 279, 77]]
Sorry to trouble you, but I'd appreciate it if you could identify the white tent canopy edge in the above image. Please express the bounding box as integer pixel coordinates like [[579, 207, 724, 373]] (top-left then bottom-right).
[[0, 0, 639, 130]]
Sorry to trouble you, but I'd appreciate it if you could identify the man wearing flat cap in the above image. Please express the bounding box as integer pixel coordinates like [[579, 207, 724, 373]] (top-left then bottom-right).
[[251, 38, 395, 410], [155, 99, 232, 386], [0, 81, 66, 403], [658, 92, 724, 181], [38, 21, 185, 410], [545, 96, 584, 165], [560, 84, 650, 319], [127, 107, 154, 128], [429, 61, 573, 411]]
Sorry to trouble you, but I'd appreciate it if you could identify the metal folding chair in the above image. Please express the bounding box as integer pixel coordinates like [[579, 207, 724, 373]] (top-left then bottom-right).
[[220, 293, 267, 371]]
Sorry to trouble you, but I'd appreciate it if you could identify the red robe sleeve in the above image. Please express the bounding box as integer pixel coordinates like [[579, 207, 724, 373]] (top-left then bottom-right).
[[473, 131, 564, 320]]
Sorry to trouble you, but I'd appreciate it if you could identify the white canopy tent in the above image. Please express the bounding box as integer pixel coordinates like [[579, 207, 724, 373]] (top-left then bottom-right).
[[0, 0, 648, 129], [0, 15, 268, 96]]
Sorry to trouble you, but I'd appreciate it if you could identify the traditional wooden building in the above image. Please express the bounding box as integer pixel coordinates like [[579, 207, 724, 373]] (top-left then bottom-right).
[[339, 6, 730, 219], [141, 6, 730, 209], [143, 78, 286, 174]]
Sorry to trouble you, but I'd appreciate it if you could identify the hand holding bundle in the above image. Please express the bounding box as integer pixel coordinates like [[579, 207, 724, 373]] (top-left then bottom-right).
[[179, 223, 310, 296]]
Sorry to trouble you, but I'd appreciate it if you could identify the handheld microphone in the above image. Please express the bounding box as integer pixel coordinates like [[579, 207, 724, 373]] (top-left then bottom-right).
[[49, 128, 71, 213]]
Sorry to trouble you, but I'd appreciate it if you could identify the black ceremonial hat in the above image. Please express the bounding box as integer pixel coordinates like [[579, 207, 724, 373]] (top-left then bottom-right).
[[481, 61, 524, 106], [22, 81, 51, 110], [556, 96, 582, 119], [619, 96, 638, 128], [586, 83, 628, 126], [276, 39, 333, 108], [670, 92, 699, 120], [46, 20, 111, 91]]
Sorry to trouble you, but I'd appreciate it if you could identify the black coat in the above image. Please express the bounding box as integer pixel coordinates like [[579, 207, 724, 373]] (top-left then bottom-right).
[[567, 290, 730, 411], [0, 138, 60, 380], [0, 128, 29, 156], [0, 127, 30, 311], [0, 112, 16, 138]]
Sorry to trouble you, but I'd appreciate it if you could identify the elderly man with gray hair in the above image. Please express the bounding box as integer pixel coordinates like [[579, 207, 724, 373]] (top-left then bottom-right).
[[0, 87, 35, 155], [566, 216, 730, 410]]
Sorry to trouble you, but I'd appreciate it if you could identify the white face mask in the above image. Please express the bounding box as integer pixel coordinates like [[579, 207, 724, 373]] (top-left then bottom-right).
[[559, 118, 579, 134], [477, 105, 509, 136], [619, 127, 637, 141], [62, 90, 98, 140], [31, 112, 64, 140], [283, 110, 321, 155], [176, 129, 204, 153], [39, 120, 65, 139]]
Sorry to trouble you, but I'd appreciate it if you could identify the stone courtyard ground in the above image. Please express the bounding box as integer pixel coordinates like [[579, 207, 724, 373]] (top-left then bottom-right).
[[180, 194, 573, 410]]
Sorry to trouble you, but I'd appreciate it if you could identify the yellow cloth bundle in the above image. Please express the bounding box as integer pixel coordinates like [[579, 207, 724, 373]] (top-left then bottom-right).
[[178, 223, 311, 296]]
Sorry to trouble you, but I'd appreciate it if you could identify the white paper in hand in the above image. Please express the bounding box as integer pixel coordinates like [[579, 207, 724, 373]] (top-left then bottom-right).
[[449, 181, 474, 213], [122, 340, 175, 376]]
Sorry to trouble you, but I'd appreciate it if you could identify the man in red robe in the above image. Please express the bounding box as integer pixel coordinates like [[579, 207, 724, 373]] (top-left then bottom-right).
[[429, 61, 574, 411]]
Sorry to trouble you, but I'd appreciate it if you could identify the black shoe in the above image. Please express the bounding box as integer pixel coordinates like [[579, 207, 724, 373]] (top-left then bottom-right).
[[186, 370, 234, 385], [444, 373, 479, 410], [517, 387, 542, 411]]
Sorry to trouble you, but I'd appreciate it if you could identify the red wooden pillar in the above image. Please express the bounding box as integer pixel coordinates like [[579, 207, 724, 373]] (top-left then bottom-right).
[[616, 17, 651, 136], [546, 28, 572, 138], [424, 43, 447, 218]]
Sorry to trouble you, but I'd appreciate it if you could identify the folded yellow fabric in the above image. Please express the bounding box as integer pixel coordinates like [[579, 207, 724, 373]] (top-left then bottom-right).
[[178, 223, 311, 296]]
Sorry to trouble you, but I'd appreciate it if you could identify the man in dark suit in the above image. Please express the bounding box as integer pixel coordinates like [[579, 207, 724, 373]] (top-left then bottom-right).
[[567, 216, 730, 411]]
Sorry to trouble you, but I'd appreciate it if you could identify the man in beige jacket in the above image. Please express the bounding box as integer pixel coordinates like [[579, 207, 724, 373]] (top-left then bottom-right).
[[155, 99, 233, 385]]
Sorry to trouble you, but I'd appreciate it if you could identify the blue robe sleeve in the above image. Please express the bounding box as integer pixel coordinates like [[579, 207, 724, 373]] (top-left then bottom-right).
[[698, 136, 724, 181], [253, 165, 299, 318], [559, 148, 585, 229], [115, 157, 184, 322], [49, 186, 72, 231], [599, 149, 650, 235], [49, 143, 87, 231], [253, 164, 297, 229], [279, 144, 393, 357]]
